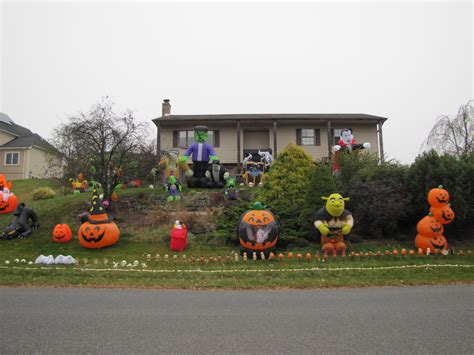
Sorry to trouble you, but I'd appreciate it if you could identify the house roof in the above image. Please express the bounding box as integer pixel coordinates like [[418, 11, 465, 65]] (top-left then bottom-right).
[[1, 134, 58, 151], [153, 113, 388, 124], [0, 113, 59, 153], [0, 116, 35, 137]]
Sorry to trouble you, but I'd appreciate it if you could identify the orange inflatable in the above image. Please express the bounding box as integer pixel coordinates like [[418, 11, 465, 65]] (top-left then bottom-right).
[[414, 184, 453, 253], [0, 175, 17, 214], [414, 215, 448, 252], [78, 189, 120, 249]]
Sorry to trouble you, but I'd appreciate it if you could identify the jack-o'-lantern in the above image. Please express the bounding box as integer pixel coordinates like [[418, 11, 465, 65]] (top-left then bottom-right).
[[77, 189, 120, 249], [416, 215, 444, 238], [427, 185, 449, 208], [52, 224, 72, 243], [0, 193, 18, 214], [238, 202, 279, 256], [429, 205, 455, 224], [415, 234, 448, 252]]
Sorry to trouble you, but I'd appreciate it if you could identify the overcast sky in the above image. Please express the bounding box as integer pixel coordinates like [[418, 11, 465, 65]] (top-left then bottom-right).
[[1, 1, 472, 163]]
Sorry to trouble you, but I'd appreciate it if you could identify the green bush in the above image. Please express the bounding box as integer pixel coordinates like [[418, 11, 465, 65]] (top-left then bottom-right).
[[32, 187, 56, 200], [334, 153, 412, 240], [348, 179, 411, 239], [334, 150, 379, 195], [299, 162, 336, 240], [214, 199, 251, 245], [256, 143, 315, 244], [406, 151, 474, 238], [340, 160, 412, 239]]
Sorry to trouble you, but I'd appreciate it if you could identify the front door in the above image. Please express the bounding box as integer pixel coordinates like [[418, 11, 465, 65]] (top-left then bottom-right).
[[243, 130, 269, 149]]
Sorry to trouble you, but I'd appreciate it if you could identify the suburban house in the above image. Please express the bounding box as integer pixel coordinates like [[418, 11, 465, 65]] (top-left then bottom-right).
[[0, 113, 62, 180], [153, 100, 387, 169]]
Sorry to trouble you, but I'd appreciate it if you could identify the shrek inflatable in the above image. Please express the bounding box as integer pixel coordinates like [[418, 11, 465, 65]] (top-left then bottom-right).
[[313, 193, 353, 255], [179, 126, 219, 188]]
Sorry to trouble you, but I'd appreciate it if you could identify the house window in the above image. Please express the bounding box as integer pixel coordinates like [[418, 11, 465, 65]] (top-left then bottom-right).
[[334, 128, 353, 145], [296, 129, 320, 146], [5, 152, 19, 165], [173, 130, 220, 148]]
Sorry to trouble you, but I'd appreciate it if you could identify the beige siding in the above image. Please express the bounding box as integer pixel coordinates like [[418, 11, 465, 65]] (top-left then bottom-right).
[[0, 149, 27, 179], [0, 131, 16, 146], [0, 148, 62, 180], [276, 123, 328, 159], [160, 122, 380, 164], [160, 124, 238, 164], [28, 148, 62, 178]]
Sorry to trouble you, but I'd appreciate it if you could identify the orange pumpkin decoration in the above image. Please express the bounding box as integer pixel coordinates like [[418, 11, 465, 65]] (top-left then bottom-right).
[[416, 215, 444, 238], [415, 233, 448, 252], [0, 193, 18, 214], [77, 189, 120, 249], [427, 185, 449, 208], [429, 205, 455, 224], [0, 174, 12, 191], [238, 202, 279, 256], [53, 224, 72, 243]]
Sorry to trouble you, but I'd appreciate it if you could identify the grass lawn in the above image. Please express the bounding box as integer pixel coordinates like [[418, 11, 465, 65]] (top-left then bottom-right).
[[0, 179, 473, 289]]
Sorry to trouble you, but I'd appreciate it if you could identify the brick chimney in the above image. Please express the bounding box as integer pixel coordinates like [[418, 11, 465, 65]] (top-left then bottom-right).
[[162, 99, 171, 116]]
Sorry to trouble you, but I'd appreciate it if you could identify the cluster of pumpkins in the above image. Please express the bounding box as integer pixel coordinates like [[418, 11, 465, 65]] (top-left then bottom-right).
[[415, 186, 454, 253], [53, 189, 120, 249]]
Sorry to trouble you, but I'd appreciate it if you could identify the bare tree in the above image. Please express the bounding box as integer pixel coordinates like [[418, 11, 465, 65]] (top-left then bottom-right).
[[422, 100, 474, 156], [52, 97, 150, 200]]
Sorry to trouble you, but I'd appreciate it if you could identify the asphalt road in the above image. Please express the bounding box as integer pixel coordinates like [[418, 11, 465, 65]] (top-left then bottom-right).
[[0, 285, 472, 354]]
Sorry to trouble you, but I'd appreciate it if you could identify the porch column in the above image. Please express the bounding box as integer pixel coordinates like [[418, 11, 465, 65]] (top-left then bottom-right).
[[378, 121, 385, 163], [237, 120, 241, 170], [326, 120, 332, 159], [273, 120, 278, 159]]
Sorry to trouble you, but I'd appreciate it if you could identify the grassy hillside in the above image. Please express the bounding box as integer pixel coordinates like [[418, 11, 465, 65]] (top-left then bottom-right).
[[0, 179, 472, 289], [0, 180, 232, 261]]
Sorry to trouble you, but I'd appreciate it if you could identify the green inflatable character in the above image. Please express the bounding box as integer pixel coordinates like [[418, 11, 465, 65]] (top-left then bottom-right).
[[313, 193, 353, 255], [179, 126, 218, 188]]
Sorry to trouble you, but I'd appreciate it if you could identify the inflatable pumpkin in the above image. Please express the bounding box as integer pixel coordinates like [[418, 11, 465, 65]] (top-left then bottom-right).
[[0, 192, 18, 214], [77, 189, 120, 249], [428, 185, 449, 208], [415, 234, 448, 252], [414, 186, 454, 253], [416, 215, 443, 238], [429, 205, 455, 224], [415, 215, 448, 252], [238, 202, 279, 256], [52, 224, 72, 243]]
